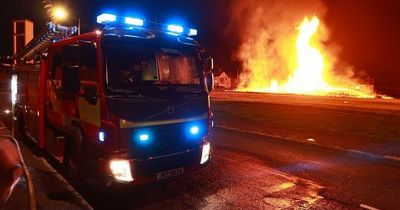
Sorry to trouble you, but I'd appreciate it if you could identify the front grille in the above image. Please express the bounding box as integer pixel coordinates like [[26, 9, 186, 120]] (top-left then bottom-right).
[[134, 149, 200, 176], [125, 120, 207, 158]]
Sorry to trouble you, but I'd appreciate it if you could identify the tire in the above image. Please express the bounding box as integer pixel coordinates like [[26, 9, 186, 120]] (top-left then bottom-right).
[[44, 126, 56, 156], [14, 113, 25, 137]]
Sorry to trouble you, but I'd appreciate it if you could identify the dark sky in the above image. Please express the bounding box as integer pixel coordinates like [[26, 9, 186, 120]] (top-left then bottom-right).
[[1, 0, 399, 87]]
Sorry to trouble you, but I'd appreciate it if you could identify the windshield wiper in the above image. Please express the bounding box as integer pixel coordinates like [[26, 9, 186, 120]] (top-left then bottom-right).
[[107, 89, 163, 101], [107, 89, 140, 96]]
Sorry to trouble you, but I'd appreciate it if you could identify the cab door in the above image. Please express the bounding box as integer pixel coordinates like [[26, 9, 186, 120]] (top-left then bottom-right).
[[77, 43, 100, 141]]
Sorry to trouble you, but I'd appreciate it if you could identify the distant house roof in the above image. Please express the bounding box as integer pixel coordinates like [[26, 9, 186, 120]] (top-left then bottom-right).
[[214, 70, 231, 77]]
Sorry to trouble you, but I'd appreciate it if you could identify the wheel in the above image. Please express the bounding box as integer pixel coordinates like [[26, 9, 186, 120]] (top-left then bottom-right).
[[13, 113, 25, 137]]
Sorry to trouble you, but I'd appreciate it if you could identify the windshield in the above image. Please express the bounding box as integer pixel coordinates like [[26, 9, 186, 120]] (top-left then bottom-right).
[[104, 40, 202, 94]]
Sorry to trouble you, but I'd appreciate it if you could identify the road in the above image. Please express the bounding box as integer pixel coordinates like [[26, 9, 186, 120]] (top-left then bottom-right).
[[212, 127, 400, 210], [2, 90, 399, 209], [80, 127, 399, 209]]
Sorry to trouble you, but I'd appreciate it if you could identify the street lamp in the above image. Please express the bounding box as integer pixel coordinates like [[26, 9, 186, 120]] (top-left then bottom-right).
[[51, 6, 81, 35], [52, 6, 68, 21]]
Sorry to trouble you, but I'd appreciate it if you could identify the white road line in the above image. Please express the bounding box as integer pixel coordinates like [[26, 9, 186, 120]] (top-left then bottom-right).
[[360, 203, 379, 210], [384, 155, 400, 162], [216, 125, 400, 165]]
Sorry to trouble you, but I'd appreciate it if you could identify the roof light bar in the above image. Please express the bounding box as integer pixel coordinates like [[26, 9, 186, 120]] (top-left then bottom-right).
[[167, 24, 184, 34], [96, 13, 198, 37], [188, 28, 198, 36], [125, 17, 144, 26], [97, 13, 117, 24]]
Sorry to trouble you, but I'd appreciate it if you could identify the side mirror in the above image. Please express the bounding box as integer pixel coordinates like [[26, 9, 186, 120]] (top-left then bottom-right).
[[206, 57, 214, 72], [205, 72, 214, 93], [82, 87, 98, 105], [62, 44, 80, 97], [204, 57, 214, 92], [62, 66, 80, 95], [63, 44, 80, 68], [79, 42, 97, 69]]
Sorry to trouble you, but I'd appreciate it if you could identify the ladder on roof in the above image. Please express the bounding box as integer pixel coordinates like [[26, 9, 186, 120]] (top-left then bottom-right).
[[15, 22, 78, 63]]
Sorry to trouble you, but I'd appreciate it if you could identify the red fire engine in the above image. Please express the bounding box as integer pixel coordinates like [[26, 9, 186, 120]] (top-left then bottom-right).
[[13, 14, 214, 186]]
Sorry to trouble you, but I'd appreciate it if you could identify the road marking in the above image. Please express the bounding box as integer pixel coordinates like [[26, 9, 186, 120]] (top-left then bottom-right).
[[360, 204, 379, 210], [216, 125, 400, 165], [384, 155, 400, 162]]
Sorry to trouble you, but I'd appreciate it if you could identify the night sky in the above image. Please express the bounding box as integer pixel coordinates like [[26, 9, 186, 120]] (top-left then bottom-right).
[[1, 0, 399, 87]]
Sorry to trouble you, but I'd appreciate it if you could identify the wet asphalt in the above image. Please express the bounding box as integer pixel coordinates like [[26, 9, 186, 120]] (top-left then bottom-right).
[[80, 127, 400, 210]]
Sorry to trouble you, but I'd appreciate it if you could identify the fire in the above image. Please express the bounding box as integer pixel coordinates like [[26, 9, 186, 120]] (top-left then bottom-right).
[[236, 16, 376, 98], [285, 16, 329, 94]]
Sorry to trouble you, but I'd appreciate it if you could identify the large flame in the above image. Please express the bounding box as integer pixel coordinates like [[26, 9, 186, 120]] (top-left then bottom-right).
[[237, 16, 376, 98]]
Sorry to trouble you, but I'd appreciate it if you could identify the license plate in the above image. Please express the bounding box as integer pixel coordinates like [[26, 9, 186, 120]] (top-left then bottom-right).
[[157, 167, 184, 180]]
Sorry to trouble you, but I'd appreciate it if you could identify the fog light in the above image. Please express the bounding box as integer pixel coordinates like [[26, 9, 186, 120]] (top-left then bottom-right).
[[109, 159, 133, 182], [190, 126, 200, 135], [139, 134, 149, 141], [200, 142, 210, 164], [136, 129, 151, 144]]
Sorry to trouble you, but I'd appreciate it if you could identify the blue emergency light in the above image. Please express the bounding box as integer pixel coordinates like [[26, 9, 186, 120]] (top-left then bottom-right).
[[97, 13, 117, 24], [190, 125, 200, 135], [139, 133, 149, 141], [167, 24, 184, 34], [185, 122, 205, 140], [188, 29, 198, 36], [135, 129, 152, 144], [125, 17, 144, 26], [98, 131, 106, 142], [96, 13, 197, 37]]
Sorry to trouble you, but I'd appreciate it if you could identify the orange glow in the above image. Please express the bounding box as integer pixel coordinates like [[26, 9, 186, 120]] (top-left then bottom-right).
[[236, 16, 377, 98], [52, 6, 68, 21]]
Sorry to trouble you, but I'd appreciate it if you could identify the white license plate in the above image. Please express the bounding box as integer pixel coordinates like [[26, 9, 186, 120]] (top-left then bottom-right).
[[157, 167, 184, 180]]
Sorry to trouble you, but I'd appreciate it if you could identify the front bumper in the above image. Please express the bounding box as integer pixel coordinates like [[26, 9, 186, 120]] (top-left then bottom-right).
[[101, 141, 210, 187]]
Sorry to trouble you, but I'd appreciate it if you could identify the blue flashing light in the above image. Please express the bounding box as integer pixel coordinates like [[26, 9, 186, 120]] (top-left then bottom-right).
[[125, 17, 144, 26], [97, 13, 117, 24], [188, 29, 197, 36], [135, 129, 152, 144], [167, 24, 184, 34], [139, 134, 149, 141], [96, 12, 199, 38], [190, 126, 200, 135], [186, 122, 205, 140], [98, 131, 106, 142]]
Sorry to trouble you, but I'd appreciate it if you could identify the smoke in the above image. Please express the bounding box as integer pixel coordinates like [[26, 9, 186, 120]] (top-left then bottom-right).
[[227, 0, 374, 96]]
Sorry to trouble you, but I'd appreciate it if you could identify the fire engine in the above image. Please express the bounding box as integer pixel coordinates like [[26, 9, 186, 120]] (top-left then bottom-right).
[[13, 13, 214, 186]]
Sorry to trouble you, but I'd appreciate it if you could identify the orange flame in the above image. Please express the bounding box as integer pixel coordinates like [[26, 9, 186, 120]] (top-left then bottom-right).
[[237, 16, 377, 98]]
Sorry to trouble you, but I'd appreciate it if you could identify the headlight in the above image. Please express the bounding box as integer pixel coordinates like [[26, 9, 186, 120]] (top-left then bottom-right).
[[109, 159, 133, 182], [200, 142, 210, 164]]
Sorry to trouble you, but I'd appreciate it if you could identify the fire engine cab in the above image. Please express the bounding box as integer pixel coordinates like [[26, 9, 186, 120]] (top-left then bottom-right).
[[13, 13, 214, 186]]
